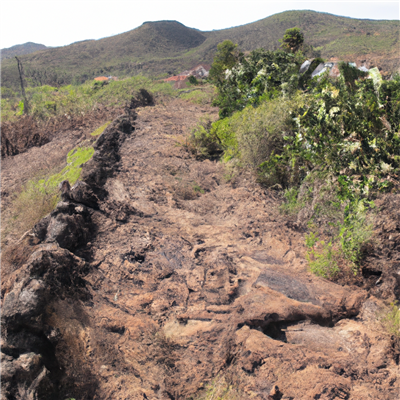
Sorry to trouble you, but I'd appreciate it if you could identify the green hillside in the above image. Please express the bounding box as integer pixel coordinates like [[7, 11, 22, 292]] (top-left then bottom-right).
[[1, 11, 399, 89]]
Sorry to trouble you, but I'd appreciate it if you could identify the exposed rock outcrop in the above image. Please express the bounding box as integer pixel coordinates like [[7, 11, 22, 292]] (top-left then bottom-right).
[[1, 111, 135, 400]]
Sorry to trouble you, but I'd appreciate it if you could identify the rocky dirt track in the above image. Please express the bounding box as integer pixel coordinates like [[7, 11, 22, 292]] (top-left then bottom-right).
[[1, 99, 399, 399]]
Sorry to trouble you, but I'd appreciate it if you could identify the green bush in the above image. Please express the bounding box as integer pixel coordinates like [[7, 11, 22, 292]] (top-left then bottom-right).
[[16, 101, 24, 116], [205, 40, 399, 279], [381, 302, 400, 338], [188, 75, 199, 85], [280, 187, 303, 215], [306, 236, 340, 279], [230, 97, 294, 168], [212, 46, 304, 117], [338, 200, 374, 266], [1, 87, 17, 99], [190, 116, 223, 159], [305, 197, 373, 277], [265, 72, 400, 198], [209, 41, 400, 199], [0, 98, 15, 120], [280, 27, 304, 53]]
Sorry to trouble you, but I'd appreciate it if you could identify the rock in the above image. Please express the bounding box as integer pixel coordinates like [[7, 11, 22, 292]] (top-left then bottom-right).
[[33, 200, 92, 251], [1, 109, 141, 399], [69, 181, 99, 208], [126, 89, 154, 110], [268, 385, 282, 400], [58, 179, 71, 202], [45, 211, 89, 250], [2, 278, 48, 331], [33, 214, 51, 241], [81, 114, 134, 198], [1, 243, 88, 399]]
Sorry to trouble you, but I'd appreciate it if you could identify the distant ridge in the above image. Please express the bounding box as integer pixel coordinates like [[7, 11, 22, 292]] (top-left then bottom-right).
[[1, 10, 399, 89], [142, 20, 184, 25], [69, 39, 95, 45], [1, 42, 48, 60]]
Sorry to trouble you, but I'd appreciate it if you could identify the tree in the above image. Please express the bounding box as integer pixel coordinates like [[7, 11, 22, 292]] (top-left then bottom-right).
[[280, 27, 304, 53], [209, 40, 242, 84], [15, 56, 29, 114], [188, 75, 199, 85]]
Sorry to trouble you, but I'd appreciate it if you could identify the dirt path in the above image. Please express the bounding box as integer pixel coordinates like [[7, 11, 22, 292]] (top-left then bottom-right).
[[80, 100, 399, 399], [2, 99, 399, 399]]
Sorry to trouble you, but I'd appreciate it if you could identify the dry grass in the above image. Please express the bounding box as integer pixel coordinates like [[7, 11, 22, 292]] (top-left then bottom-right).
[[380, 302, 400, 339], [174, 181, 199, 201], [0, 234, 37, 276], [12, 182, 59, 234], [1, 107, 119, 157], [195, 375, 242, 400], [1, 167, 59, 249]]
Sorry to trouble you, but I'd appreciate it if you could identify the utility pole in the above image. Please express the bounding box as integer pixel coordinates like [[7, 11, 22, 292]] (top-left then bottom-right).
[[15, 56, 29, 114]]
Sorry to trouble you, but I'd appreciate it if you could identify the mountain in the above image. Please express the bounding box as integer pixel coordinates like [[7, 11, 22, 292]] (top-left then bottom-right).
[[1, 11, 399, 89], [1, 42, 48, 60]]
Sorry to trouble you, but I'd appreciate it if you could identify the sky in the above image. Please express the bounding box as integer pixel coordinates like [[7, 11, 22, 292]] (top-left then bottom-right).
[[0, 0, 399, 49]]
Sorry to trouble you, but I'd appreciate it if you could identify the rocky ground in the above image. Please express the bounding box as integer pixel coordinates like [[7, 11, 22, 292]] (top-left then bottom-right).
[[1, 98, 400, 399]]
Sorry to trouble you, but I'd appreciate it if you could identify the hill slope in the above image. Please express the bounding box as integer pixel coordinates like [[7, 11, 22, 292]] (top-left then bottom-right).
[[1, 11, 399, 89], [1, 42, 48, 60]]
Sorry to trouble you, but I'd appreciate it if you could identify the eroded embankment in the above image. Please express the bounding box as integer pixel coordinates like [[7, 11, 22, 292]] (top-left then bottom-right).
[[1, 99, 400, 400]]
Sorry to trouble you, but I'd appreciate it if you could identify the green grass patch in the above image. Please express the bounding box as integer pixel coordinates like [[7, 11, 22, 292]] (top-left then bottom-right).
[[10, 181, 60, 238], [305, 198, 374, 279], [9, 145, 94, 237], [91, 121, 111, 136], [280, 187, 304, 215], [380, 302, 400, 338], [306, 235, 341, 279], [192, 182, 205, 194], [36, 146, 94, 190], [194, 375, 242, 400], [180, 88, 215, 105]]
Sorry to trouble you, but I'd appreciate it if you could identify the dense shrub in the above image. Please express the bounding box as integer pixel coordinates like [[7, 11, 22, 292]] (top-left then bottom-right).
[[202, 38, 400, 278], [263, 72, 400, 197], [212, 48, 304, 117], [190, 116, 223, 159]]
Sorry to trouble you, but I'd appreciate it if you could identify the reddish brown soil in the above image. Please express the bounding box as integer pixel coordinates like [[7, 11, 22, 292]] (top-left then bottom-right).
[[1, 99, 400, 400]]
